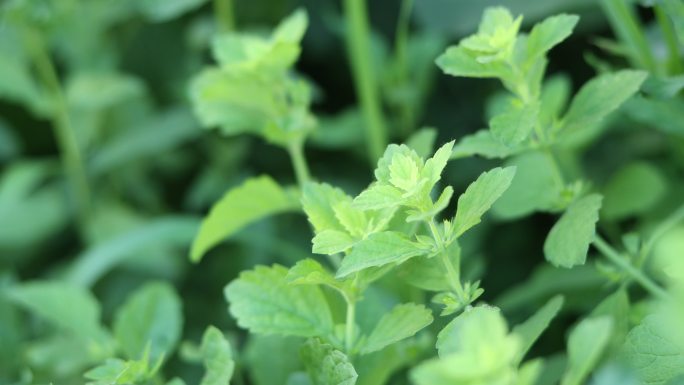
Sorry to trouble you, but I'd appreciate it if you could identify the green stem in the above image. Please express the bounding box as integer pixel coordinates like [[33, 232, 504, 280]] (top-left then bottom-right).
[[27, 30, 91, 225], [543, 147, 566, 189], [427, 219, 464, 298], [213, 0, 235, 33], [593, 235, 670, 301], [343, 0, 388, 163], [394, 0, 414, 136], [287, 140, 311, 186], [655, 5, 683, 74], [345, 299, 356, 353], [601, 0, 660, 74]]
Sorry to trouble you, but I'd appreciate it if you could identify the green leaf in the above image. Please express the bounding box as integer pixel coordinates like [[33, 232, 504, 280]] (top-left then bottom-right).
[[113, 282, 183, 361], [512, 295, 564, 363], [451, 130, 519, 159], [489, 102, 539, 146], [561, 317, 613, 385], [287, 259, 352, 298], [199, 326, 235, 385], [312, 230, 357, 255], [352, 184, 404, 211], [526, 14, 579, 63], [360, 303, 433, 355], [436, 45, 509, 79], [84, 348, 161, 385], [405, 128, 438, 158], [336, 232, 429, 278], [492, 152, 561, 219], [544, 194, 602, 268], [302, 182, 350, 234], [453, 167, 516, 237], [136, 0, 209, 22], [300, 338, 357, 385], [561, 70, 647, 134], [624, 314, 684, 385], [601, 162, 667, 221], [191, 176, 299, 262], [245, 335, 303, 385], [8, 281, 103, 340], [396, 242, 461, 291], [225, 265, 334, 338]]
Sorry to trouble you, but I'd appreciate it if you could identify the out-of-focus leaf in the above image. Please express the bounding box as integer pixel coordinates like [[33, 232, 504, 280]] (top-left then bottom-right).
[[199, 326, 234, 385], [544, 194, 602, 268], [561, 317, 613, 385], [601, 162, 667, 221], [136, 0, 209, 22], [300, 338, 357, 385]]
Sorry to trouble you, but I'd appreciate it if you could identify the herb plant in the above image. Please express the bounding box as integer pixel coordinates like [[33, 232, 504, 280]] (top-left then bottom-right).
[[1, 1, 683, 385]]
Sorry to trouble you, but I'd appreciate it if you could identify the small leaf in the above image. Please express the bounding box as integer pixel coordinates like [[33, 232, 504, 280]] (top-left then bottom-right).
[[300, 338, 357, 385], [225, 265, 334, 338], [199, 326, 235, 385], [544, 194, 602, 268], [360, 303, 433, 355], [489, 102, 539, 146], [191, 176, 299, 262], [453, 167, 516, 237], [336, 232, 429, 278], [561, 317, 613, 385], [312, 230, 356, 255], [436, 45, 509, 79], [396, 242, 460, 291], [512, 295, 564, 363], [526, 14, 579, 63], [302, 182, 350, 234], [287, 259, 352, 298], [352, 184, 404, 210], [113, 282, 183, 361], [561, 70, 647, 134], [451, 130, 519, 159]]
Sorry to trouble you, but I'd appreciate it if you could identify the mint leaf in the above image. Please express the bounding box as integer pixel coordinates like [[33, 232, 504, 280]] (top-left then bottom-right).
[[302, 182, 350, 234], [191, 176, 299, 262], [561, 317, 613, 385], [199, 326, 234, 385], [312, 230, 356, 255], [287, 259, 353, 298], [453, 166, 516, 238], [225, 265, 334, 338], [601, 162, 667, 221], [396, 242, 461, 292], [301, 338, 357, 385], [489, 102, 539, 146], [352, 184, 404, 211], [561, 70, 647, 134], [450, 130, 519, 160], [624, 314, 684, 385], [360, 303, 433, 355], [512, 295, 564, 363], [113, 282, 183, 361], [544, 194, 602, 268], [336, 232, 429, 278], [137, 0, 208, 22], [436, 46, 508, 79], [526, 14, 579, 63]]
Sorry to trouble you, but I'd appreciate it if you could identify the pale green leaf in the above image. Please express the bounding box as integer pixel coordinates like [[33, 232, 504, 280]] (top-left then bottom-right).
[[302, 182, 350, 234], [453, 166, 516, 237], [516, 359, 545, 385], [9, 281, 103, 340], [225, 265, 334, 338], [273, 9, 308, 43], [561, 70, 647, 134], [422, 141, 455, 187], [312, 230, 357, 255], [561, 317, 613, 385], [544, 194, 602, 268], [352, 184, 404, 211], [199, 326, 234, 385], [336, 232, 429, 278], [191, 176, 299, 262], [332, 200, 368, 238], [287, 259, 352, 298], [300, 338, 357, 385], [512, 295, 564, 363], [624, 314, 684, 385], [360, 303, 433, 355], [526, 14, 579, 63], [489, 102, 539, 146], [436, 45, 509, 79], [451, 130, 519, 159], [113, 282, 183, 361]]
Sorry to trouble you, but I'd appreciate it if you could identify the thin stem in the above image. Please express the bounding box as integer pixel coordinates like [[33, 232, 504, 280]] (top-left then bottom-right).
[[394, 0, 414, 136], [600, 0, 660, 74], [593, 235, 670, 301], [345, 299, 356, 353], [655, 5, 683, 74], [26, 29, 91, 225], [213, 0, 235, 33], [427, 219, 464, 298], [287, 140, 311, 186], [343, 0, 388, 163]]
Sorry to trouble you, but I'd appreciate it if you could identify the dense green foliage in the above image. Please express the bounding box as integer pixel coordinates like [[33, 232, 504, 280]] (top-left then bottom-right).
[[1, 0, 684, 384]]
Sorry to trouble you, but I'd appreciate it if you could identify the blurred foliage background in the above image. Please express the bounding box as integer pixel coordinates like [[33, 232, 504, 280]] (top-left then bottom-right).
[[1, 0, 683, 384]]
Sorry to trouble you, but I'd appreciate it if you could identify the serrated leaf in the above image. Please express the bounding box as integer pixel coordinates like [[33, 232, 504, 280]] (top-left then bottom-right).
[[561, 70, 647, 134], [453, 167, 516, 237], [312, 230, 357, 255], [352, 184, 404, 210], [300, 338, 357, 385], [302, 182, 350, 234], [451, 130, 519, 159], [287, 259, 352, 298], [422, 141, 455, 187], [624, 314, 684, 385], [113, 282, 183, 361], [490, 102, 539, 146], [436, 45, 509, 79], [561, 317, 613, 385], [333, 200, 367, 238], [225, 265, 334, 338], [191, 176, 299, 262], [8, 281, 103, 340], [199, 326, 234, 385], [544, 194, 602, 268], [360, 303, 433, 355], [512, 295, 564, 363], [526, 14, 579, 63], [336, 232, 429, 278]]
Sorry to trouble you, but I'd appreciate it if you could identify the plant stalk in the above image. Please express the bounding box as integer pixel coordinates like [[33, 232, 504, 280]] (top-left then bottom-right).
[[213, 0, 235, 33], [343, 0, 388, 163], [287, 140, 311, 186], [655, 5, 683, 74]]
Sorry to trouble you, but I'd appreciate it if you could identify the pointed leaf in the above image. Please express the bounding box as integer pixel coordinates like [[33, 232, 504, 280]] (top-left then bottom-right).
[[199, 326, 235, 385], [336, 232, 429, 278], [526, 14, 579, 62], [544, 194, 602, 268], [512, 295, 564, 363], [312, 230, 356, 255], [561, 317, 613, 385], [360, 303, 433, 355], [489, 102, 539, 146]]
